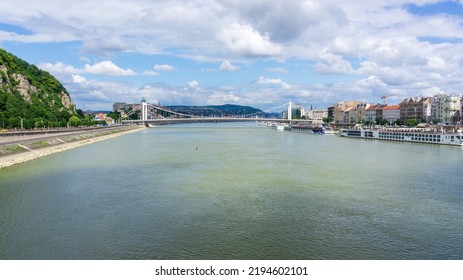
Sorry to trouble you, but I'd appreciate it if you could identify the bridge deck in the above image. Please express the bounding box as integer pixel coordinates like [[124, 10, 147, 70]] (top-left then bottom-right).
[[122, 118, 313, 125]]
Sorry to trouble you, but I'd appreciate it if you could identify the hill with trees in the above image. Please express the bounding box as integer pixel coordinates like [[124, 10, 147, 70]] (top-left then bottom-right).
[[0, 48, 76, 129], [167, 104, 263, 117]]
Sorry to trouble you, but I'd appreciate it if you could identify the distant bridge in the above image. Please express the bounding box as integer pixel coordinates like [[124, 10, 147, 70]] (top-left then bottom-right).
[[121, 99, 313, 126], [122, 117, 312, 125]]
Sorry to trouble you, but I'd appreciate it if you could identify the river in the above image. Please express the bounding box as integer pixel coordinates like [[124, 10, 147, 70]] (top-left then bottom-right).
[[0, 123, 462, 259]]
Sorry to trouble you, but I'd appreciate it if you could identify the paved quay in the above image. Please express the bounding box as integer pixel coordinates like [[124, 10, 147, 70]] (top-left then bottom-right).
[[0, 126, 145, 169]]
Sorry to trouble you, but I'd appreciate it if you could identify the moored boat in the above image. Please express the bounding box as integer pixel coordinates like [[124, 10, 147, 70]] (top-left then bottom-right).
[[323, 126, 335, 135], [290, 124, 330, 134], [339, 127, 463, 146], [269, 122, 290, 131]]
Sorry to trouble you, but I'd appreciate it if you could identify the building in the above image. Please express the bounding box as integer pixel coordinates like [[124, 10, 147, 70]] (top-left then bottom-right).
[[327, 106, 335, 123], [353, 103, 369, 123], [461, 97, 463, 123], [382, 105, 400, 124], [345, 107, 358, 124], [364, 104, 385, 123], [306, 108, 328, 124], [431, 94, 461, 124], [94, 113, 107, 121], [337, 109, 348, 124], [331, 101, 363, 124], [294, 104, 304, 119], [399, 97, 431, 123], [113, 102, 131, 112]]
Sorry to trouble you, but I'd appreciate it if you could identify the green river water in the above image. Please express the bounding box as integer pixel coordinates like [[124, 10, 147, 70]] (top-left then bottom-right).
[[0, 123, 462, 259]]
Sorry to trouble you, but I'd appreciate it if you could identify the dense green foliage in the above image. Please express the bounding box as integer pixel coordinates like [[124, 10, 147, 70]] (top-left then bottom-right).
[[0, 48, 76, 129]]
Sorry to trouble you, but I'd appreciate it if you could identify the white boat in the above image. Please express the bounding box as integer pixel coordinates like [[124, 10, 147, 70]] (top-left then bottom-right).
[[339, 127, 463, 146], [290, 124, 335, 135], [277, 124, 286, 131], [323, 126, 335, 135], [269, 122, 289, 131]]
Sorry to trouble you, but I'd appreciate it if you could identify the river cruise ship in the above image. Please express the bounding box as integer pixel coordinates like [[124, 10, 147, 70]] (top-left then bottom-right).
[[290, 124, 335, 134], [339, 127, 463, 146]]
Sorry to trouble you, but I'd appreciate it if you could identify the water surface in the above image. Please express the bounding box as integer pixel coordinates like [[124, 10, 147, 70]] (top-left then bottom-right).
[[1, 123, 462, 259]]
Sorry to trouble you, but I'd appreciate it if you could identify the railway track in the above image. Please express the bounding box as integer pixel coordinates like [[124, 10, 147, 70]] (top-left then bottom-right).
[[0, 125, 132, 146]]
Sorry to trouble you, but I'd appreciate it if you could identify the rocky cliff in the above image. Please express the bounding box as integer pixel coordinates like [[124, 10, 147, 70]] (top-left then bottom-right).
[[0, 49, 76, 128]]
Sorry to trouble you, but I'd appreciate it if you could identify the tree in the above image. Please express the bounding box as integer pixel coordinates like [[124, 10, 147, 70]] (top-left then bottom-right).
[[432, 118, 442, 125], [406, 119, 418, 127], [68, 115, 80, 127], [129, 112, 140, 120], [8, 117, 20, 128], [107, 111, 121, 122], [379, 119, 389, 126], [76, 109, 85, 118]]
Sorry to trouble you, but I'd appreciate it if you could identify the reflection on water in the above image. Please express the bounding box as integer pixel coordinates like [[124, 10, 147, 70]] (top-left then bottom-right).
[[1, 123, 462, 259]]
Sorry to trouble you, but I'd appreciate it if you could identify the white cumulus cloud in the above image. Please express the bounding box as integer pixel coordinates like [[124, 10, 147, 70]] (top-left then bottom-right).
[[40, 60, 137, 76], [256, 76, 283, 84], [72, 74, 87, 84], [143, 70, 160, 76], [154, 64, 176, 71], [315, 52, 353, 74], [219, 60, 239, 71], [39, 62, 79, 75], [256, 76, 295, 90], [84, 61, 136, 76], [188, 80, 199, 89], [218, 23, 282, 57], [266, 67, 288, 73]]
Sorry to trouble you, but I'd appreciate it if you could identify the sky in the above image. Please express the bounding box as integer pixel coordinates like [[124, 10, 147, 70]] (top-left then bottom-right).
[[1, 0, 463, 111]]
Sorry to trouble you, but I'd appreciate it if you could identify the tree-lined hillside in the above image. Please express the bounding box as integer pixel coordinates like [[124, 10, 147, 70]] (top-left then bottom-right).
[[0, 49, 76, 129], [167, 104, 263, 117]]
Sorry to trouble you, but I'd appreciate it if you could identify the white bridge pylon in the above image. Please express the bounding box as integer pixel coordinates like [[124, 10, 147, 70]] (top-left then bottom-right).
[[141, 98, 148, 121], [288, 101, 292, 120]]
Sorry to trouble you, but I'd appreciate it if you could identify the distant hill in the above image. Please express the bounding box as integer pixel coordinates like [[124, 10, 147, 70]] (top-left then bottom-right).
[[167, 104, 263, 117], [0, 48, 76, 128]]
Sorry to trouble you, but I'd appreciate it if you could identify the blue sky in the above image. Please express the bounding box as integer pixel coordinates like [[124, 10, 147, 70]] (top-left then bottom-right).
[[1, 0, 463, 111]]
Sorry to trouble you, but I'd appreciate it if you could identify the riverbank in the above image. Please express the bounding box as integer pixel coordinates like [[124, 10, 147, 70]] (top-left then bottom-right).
[[0, 126, 145, 169]]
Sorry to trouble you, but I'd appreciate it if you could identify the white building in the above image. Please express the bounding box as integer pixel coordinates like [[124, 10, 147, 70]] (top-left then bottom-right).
[[431, 94, 461, 124], [306, 109, 328, 124], [461, 97, 463, 123], [382, 105, 400, 124]]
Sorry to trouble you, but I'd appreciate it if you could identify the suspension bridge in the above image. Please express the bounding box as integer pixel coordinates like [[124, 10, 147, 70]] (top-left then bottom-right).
[[121, 98, 311, 125]]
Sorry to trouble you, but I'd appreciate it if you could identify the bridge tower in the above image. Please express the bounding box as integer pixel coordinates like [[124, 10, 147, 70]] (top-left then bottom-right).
[[288, 101, 292, 120], [141, 97, 148, 121]]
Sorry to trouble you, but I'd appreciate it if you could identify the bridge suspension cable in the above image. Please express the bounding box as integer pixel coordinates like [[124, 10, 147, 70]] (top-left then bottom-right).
[[242, 102, 292, 117], [261, 102, 291, 113], [146, 104, 196, 119], [122, 105, 142, 119]]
